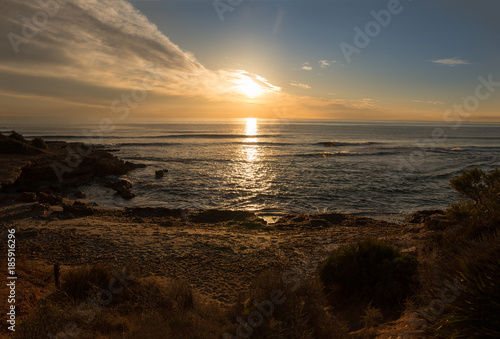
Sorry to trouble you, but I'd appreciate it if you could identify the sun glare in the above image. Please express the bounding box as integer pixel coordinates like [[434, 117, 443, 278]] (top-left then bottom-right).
[[245, 118, 257, 136], [236, 77, 264, 98]]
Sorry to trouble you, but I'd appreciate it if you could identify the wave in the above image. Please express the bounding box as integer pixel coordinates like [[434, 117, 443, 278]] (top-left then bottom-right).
[[119, 142, 182, 147], [36, 133, 281, 140], [120, 141, 294, 147], [296, 151, 397, 158], [314, 141, 379, 147]]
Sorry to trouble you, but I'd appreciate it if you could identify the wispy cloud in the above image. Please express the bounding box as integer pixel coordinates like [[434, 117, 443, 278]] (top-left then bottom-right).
[[290, 81, 311, 89], [428, 57, 470, 66], [319, 60, 329, 68], [301, 62, 312, 71], [0, 0, 279, 109], [412, 99, 444, 105]]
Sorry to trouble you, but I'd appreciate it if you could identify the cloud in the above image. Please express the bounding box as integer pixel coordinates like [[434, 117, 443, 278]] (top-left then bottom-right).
[[301, 62, 312, 71], [290, 81, 311, 89], [319, 60, 329, 68], [428, 57, 470, 66], [412, 99, 444, 105], [0, 0, 279, 110]]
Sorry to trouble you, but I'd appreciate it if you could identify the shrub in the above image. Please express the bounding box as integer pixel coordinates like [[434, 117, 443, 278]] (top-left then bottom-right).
[[427, 237, 500, 338], [447, 168, 500, 238], [60, 265, 114, 301], [226, 270, 348, 339], [319, 238, 418, 308]]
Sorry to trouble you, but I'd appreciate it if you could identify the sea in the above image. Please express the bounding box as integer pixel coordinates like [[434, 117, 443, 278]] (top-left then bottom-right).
[[3, 119, 500, 222]]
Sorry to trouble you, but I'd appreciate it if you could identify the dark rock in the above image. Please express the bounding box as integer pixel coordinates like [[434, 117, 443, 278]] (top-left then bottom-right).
[[31, 137, 48, 149], [292, 216, 306, 223], [9, 131, 28, 143], [63, 203, 94, 216], [190, 210, 258, 223], [17, 192, 37, 202], [31, 202, 49, 211], [0, 132, 145, 194], [31, 203, 50, 217], [155, 170, 165, 179], [37, 192, 63, 205], [0, 138, 44, 155], [406, 210, 445, 223], [125, 207, 183, 218], [318, 213, 346, 225], [309, 219, 331, 227], [74, 191, 86, 199], [111, 179, 135, 199]]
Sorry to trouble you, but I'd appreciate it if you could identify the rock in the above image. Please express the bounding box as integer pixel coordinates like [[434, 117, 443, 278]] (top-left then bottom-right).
[[309, 219, 330, 227], [74, 191, 86, 199], [125, 207, 183, 218], [0, 138, 44, 155], [31, 202, 49, 211], [31, 203, 50, 217], [31, 137, 48, 149], [111, 179, 135, 199], [155, 170, 165, 179], [406, 210, 445, 224], [17, 192, 37, 202], [318, 213, 346, 225], [0, 132, 145, 194], [63, 203, 94, 216], [189, 210, 258, 223], [37, 192, 64, 205], [9, 131, 28, 143]]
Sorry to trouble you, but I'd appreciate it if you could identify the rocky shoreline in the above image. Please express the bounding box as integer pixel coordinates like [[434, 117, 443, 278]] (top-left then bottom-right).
[[0, 131, 145, 201]]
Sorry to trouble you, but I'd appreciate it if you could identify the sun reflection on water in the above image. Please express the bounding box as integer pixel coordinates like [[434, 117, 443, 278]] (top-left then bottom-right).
[[245, 118, 257, 136], [223, 118, 274, 211]]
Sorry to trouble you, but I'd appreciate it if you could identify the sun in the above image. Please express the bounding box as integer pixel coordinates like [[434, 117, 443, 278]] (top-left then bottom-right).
[[236, 77, 264, 98]]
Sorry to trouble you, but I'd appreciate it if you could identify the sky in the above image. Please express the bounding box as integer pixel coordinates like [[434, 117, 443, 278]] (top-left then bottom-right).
[[0, 0, 499, 122]]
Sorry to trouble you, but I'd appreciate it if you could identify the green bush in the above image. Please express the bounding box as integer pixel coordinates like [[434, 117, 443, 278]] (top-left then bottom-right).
[[319, 238, 418, 307]]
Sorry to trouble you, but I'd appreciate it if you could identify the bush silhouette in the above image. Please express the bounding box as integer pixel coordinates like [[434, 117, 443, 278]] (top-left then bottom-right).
[[447, 168, 500, 238], [319, 238, 418, 307], [60, 265, 114, 300]]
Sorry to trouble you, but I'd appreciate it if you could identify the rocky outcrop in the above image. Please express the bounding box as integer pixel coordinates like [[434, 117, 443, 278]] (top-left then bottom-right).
[[0, 133, 146, 194], [111, 179, 135, 199], [406, 210, 445, 223], [63, 201, 94, 216]]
